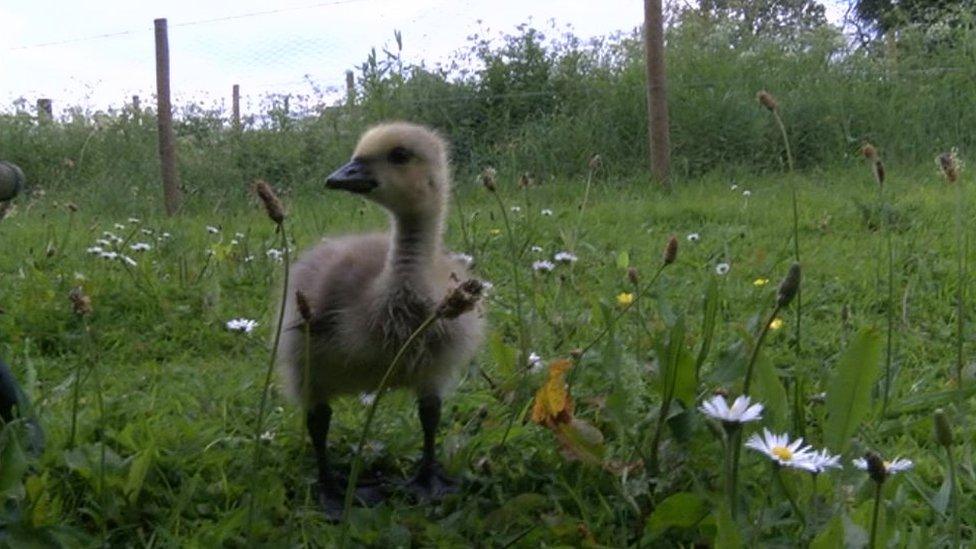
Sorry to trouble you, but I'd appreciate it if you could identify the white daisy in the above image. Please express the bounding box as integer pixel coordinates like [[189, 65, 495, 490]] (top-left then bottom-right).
[[730, 184, 739, 191], [114, 223, 126, 230], [266, 249, 284, 261], [244, 255, 255, 263], [742, 190, 752, 197], [86, 246, 104, 255], [716, 262, 731, 276], [129, 242, 151, 252], [141, 228, 154, 235], [226, 318, 258, 333], [128, 217, 141, 224], [99, 251, 119, 260], [553, 251, 578, 263], [528, 352, 544, 373], [161, 232, 172, 239], [852, 456, 913, 475], [230, 239, 239, 246], [95, 239, 111, 247], [206, 225, 220, 234], [235, 232, 245, 239], [699, 394, 763, 424], [121, 255, 137, 267], [687, 233, 700, 243], [532, 260, 555, 273], [451, 252, 475, 267], [541, 208, 554, 216], [530, 245, 544, 253], [745, 429, 818, 471], [260, 430, 275, 442], [510, 206, 521, 213], [808, 449, 842, 473]]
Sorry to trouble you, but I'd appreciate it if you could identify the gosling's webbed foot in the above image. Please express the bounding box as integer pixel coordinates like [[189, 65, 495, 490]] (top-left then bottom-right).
[[316, 477, 388, 522], [406, 461, 459, 501]]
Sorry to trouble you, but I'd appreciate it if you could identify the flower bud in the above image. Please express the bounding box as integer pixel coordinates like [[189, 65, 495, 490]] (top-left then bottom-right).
[[933, 408, 953, 448], [756, 90, 778, 112], [776, 263, 801, 308], [865, 451, 887, 484], [663, 235, 678, 266], [253, 180, 285, 225]]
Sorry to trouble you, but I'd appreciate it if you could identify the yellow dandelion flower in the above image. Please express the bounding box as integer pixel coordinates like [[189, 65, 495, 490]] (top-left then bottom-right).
[[769, 318, 784, 330], [753, 278, 769, 287], [616, 292, 635, 308]]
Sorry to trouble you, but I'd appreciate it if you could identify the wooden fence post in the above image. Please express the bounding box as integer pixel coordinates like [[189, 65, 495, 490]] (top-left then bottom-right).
[[36, 98, 52, 123], [154, 18, 182, 216], [644, 0, 671, 189], [232, 84, 241, 130]]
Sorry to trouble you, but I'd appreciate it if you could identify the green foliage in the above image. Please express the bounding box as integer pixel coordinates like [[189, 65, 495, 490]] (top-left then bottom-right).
[[823, 327, 883, 453]]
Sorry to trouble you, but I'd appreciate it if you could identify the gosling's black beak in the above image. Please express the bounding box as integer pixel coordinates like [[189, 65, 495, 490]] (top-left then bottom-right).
[[326, 159, 378, 194]]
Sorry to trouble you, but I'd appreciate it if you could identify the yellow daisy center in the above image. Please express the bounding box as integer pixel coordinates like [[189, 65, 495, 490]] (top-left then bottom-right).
[[771, 445, 793, 461]]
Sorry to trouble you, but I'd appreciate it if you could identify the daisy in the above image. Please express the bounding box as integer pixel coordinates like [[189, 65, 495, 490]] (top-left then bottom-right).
[[207, 225, 220, 234], [554, 251, 578, 263], [532, 260, 555, 273], [510, 206, 521, 213], [127, 217, 141, 224], [852, 456, 913, 476], [687, 233, 700, 243], [161, 232, 172, 239], [86, 246, 104, 255], [129, 242, 151, 252], [121, 255, 138, 267], [226, 318, 259, 333], [808, 449, 842, 473], [530, 245, 544, 253], [114, 223, 126, 230], [260, 430, 275, 442], [141, 229, 154, 236], [99, 251, 119, 260], [730, 184, 739, 191], [528, 352, 544, 373], [235, 232, 245, 239], [745, 429, 817, 471], [451, 252, 475, 267], [716, 262, 731, 276], [541, 208, 554, 216], [742, 190, 752, 197], [266, 249, 284, 261], [699, 394, 763, 425], [95, 238, 111, 247]]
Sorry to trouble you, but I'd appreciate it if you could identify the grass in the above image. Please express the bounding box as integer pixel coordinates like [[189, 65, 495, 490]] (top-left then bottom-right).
[[0, 163, 972, 546]]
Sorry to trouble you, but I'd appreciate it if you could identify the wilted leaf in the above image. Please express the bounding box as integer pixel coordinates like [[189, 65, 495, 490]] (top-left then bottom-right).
[[531, 359, 573, 427], [555, 418, 605, 466], [824, 328, 882, 453]]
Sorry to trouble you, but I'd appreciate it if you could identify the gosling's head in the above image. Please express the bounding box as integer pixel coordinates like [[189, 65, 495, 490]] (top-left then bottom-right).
[[326, 122, 450, 219]]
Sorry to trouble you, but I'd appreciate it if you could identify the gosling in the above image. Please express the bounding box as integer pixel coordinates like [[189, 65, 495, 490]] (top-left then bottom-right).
[[277, 122, 485, 516]]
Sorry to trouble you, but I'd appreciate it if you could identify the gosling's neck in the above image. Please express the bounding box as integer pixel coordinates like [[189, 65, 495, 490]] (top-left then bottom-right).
[[385, 209, 444, 291]]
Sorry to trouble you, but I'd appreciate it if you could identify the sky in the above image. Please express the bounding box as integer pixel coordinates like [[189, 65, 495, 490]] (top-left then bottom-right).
[[0, 0, 848, 115]]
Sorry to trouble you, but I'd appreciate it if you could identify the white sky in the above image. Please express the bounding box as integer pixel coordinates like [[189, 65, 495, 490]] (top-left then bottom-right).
[[0, 0, 848, 115]]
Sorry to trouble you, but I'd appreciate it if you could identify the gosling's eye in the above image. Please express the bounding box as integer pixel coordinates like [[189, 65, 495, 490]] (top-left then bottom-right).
[[387, 147, 412, 165]]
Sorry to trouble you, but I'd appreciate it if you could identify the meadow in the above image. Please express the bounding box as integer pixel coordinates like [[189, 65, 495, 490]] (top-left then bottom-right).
[[0, 155, 973, 546]]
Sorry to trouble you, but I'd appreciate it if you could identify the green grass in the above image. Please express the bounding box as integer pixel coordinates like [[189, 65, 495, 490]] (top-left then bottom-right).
[[0, 163, 972, 546]]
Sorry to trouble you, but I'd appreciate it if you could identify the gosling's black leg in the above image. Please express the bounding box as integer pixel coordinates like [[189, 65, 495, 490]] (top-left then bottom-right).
[[307, 402, 343, 519], [408, 394, 458, 499], [307, 401, 385, 520]]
